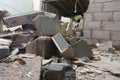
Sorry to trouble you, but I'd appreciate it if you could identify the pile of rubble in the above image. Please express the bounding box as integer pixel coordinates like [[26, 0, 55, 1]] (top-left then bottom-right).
[[0, 9, 120, 80], [0, 9, 93, 80]]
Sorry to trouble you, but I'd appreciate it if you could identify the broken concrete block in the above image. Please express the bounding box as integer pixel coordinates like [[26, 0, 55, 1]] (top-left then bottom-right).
[[66, 37, 78, 45], [41, 63, 75, 80], [26, 36, 58, 59], [12, 33, 34, 48], [0, 46, 10, 59], [52, 33, 74, 59], [108, 47, 116, 53], [0, 38, 12, 46], [0, 38, 12, 58], [97, 41, 113, 52], [22, 24, 36, 31], [0, 32, 27, 38], [61, 16, 71, 23], [33, 15, 57, 36], [56, 20, 73, 37], [42, 59, 53, 66], [8, 25, 22, 31], [72, 39, 93, 59], [3, 11, 44, 27], [11, 48, 19, 55]]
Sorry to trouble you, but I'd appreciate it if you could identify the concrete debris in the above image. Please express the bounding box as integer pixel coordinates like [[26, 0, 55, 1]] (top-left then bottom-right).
[[76, 66, 103, 80], [0, 38, 12, 59], [8, 25, 23, 31], [42, 59, 53, 66], [26, 36, 58, 59], [56, 19, 73, 37], [96, 41, 112, 51], [22, 24, 36, 31], [33, 15, 74, 37], [108, 47, 116, 54], [96, 41, 117, 54], [66, 37, 78, 45], [0, 54, 36, 63], [0, 38, 12, 46], [0, 46, 10, 59], [33, 15, 57, 36], [86, 56, 120, 76], [3, 11, 44, 27], [0, 10, 119, 80], [0, 32, 26, 38], [72, 39, 93, 59], [52, 33, 74, 59], [61, 16, 71, 23], [41, 63, 75, 80], [18, 54, 36, 59], [11, 48, 19, 55], [11, 32, 35, 49]]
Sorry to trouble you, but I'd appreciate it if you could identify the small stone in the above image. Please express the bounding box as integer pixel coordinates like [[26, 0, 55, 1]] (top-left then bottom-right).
[[96, 70, 102, 74], [80, 68, 90, 73], [108, 47, 116, 53], [89, 73, 96, 77]]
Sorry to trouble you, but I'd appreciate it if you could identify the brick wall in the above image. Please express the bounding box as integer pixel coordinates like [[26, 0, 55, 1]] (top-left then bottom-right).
[[83, 0, 120, 46]]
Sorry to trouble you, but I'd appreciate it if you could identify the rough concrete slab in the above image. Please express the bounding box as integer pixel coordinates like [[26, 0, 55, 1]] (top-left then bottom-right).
[[0, 38, 12, 59], [0, 46, 10, 59], [72, 39, 93, 59], [52, 33, 74, 59], [0, 38, 12, 46], [26, 36, 58, 59], [3, 11, 44, 27], [66, 37, 78, 46], [41, 63, 75, 80], [33, 15, 57, 36], [56, 20, 73, 37], [11, 33, 35, 49]]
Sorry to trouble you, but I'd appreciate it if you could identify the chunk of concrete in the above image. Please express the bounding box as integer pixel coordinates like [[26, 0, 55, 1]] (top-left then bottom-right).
[[0, 32, 27, 38], [33, 15, 57, 36], [0, 38, 12, 58], [72, 39, 93, 59], [3, 11, 44, 27], [0, 38, 12, 46], [0, 46, 10, 59], [52, 33, 74, 59], [41, 63, 75, 80], [56, 20, 73, 37], [26, 36, 58, 59], [12, 33, 35, 49], [8, 25, 22, 31], [97, 41, 113, 52], [66, 37, 78, 46]]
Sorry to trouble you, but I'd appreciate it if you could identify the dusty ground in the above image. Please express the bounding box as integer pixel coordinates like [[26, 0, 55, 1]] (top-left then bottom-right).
[[76, 49, 120, 80], [0, 49, 120, 80], [0, 56, 41, 80]]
